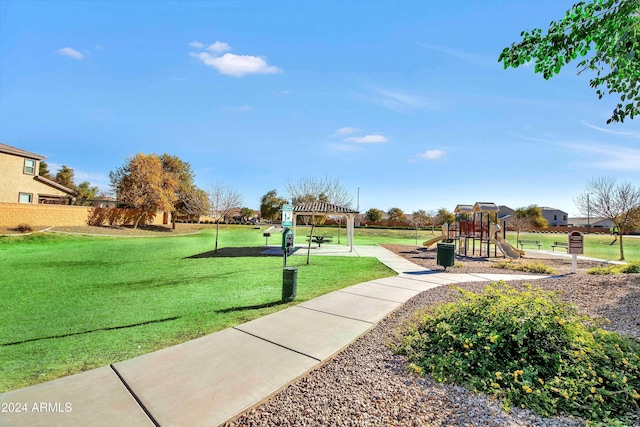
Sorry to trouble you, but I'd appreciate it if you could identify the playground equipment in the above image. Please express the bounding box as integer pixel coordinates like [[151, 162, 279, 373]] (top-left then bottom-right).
[[422, 223, 448, 248], [424, 202, 522, 259], [490, 223, 523, 259]]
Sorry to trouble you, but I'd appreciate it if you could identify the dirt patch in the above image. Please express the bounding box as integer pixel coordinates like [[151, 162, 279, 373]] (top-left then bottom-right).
[[381, 244, 615, 275]]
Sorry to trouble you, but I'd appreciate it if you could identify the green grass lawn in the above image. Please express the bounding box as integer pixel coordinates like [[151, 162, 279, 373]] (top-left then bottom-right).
[[294, 225, 440, 246], [0, 226, 394, 392], [505, 231, 640, 261], [300, 224, 639, 261]]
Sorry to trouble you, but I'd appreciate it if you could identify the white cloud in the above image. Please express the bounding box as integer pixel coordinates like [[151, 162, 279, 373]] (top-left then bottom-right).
[[344, 134, 388, 144], [561, 142, 640, 170], [419, 149, 446, 160], [95, 45, 103, 50], [57, 47, 84, 60], [581, 120, 640, 138], [189, 41, 204, 48], [416, 42, 495, 66], [190, 52, 281, 77], [207, 41, 231, 53], [334, 127, 362, 136], [367, 87, 439, 112]]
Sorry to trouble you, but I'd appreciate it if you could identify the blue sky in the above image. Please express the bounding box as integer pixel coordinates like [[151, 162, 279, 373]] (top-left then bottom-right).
[[2, 0, 639, 217]]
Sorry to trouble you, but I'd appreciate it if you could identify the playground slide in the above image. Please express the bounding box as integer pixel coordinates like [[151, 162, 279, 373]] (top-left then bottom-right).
[[423, 234, 446, 248], [492, 235, 524, 259]]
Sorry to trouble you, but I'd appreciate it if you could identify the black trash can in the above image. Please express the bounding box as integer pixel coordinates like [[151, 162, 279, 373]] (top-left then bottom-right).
[[436, 242, 455, 270], [282, 267, 298, 301]]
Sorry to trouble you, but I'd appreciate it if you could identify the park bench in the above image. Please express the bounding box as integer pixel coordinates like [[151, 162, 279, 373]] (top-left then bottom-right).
[[518, 239, 541, 250], [306, 236, 333, 247], [551, 241, 568, 252]]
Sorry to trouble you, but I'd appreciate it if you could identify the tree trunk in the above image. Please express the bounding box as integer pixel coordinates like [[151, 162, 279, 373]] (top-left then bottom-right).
[[307, 222, 315, 265], [619, 233, 625, 261], [133, 212, 144, 229], [215, 221, 220, 252]]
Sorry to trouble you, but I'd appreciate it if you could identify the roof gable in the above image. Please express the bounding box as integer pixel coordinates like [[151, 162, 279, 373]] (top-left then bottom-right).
[[34, 175, 78, 196], [0, 143, 46, 160]]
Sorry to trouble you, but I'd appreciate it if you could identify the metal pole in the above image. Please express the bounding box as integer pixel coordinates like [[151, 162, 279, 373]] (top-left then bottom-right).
[[356, 187, 360, 227], [587, 193, 591, 234]]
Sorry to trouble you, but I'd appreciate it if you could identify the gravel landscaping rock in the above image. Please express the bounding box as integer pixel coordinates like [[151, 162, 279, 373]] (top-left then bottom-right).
[[228, 246, 640, 427]]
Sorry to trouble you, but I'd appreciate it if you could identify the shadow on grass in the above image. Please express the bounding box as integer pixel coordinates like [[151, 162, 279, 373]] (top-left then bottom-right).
[[1, 316, 181, 347], [215, 300, 287, 313], [187, 246, 272, 258]]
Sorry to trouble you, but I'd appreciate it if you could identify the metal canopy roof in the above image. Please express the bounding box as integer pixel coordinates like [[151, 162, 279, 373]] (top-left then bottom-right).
[[293, 202, 358, 214]]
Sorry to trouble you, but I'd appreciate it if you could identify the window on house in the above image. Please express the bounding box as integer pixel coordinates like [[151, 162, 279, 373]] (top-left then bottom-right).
[[19, 193, 33, 203], [554, 214, 557, 221], [24, 159, 36, 175], [563, 215, 567, 220]]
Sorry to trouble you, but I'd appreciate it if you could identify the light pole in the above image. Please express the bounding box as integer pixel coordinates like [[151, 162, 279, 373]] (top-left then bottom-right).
[[587, 193, 592, 234], [356, 187, 360, 227]]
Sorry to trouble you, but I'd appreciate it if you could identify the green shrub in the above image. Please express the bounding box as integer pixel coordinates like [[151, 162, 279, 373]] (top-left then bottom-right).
[[395, 282, 640, 424], [491, 260, 557, 275], [620, 262, 640, 274], [13, 223, 33, 233], [587, 265, 619, 275], [587, 262, 640, 275]]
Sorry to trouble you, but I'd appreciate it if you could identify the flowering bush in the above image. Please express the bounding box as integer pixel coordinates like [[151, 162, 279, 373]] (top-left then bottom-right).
[[395, 282, 640, 424], [491, 261, 557, 275], [587, 262, 640, 275]]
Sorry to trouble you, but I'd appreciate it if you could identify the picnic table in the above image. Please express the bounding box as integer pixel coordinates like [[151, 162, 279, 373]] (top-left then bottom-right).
[[306, 235, 333, 247]]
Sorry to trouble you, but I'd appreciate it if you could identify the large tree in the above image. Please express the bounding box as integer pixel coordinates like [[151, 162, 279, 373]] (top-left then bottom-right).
[[160, 154, 207, 227], [109, 153, 179, 228], [38, 161, 52, 179], [76, 181, 99, 203], [285, 176, 353, 264], [260, 189, 288, 222], [575, 176, 640, 260], [55, 165, 76, 189], [506, 205, 548, 245], [499, 0, 640, 123], [365, 208, 383, 223], [435, 208, 455, 227], [208, 183, 244, 252], [387, 207, 406, 227]]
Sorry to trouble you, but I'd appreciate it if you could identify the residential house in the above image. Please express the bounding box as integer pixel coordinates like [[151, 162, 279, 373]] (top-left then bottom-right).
[[497, 205, 514, 220], [568, 217, 613, 229], [0, 143, 78, 204], [540, 207, 568, 226]]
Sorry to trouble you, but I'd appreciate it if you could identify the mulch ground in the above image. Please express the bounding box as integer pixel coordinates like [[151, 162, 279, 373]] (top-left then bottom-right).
[[381, 243, 614, 276]]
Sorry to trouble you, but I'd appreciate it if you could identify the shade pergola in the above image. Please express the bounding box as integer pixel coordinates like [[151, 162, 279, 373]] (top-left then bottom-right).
[[292, 202, 359, 251]]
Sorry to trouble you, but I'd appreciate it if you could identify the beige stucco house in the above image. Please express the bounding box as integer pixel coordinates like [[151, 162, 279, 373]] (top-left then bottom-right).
[[0, 143, 78, 204]]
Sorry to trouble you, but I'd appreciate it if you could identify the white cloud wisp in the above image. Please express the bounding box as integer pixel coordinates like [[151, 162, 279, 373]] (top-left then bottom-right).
[[419, 149, 446, 160], [57, 47, 84, 60], [344, 134, 388, 144]]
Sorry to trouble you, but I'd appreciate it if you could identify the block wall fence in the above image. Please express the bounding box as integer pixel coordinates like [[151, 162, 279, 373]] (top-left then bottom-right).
[[0, 203, 165, 228]]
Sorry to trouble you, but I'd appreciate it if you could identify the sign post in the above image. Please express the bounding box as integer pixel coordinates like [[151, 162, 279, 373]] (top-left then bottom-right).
[[567, 231, 584, 274], [281, 204, 293, 228], [281, 204, 294, 268]]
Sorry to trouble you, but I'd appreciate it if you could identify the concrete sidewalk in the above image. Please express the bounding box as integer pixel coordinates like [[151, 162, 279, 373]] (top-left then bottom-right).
[[0, 245, 551, 427]]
